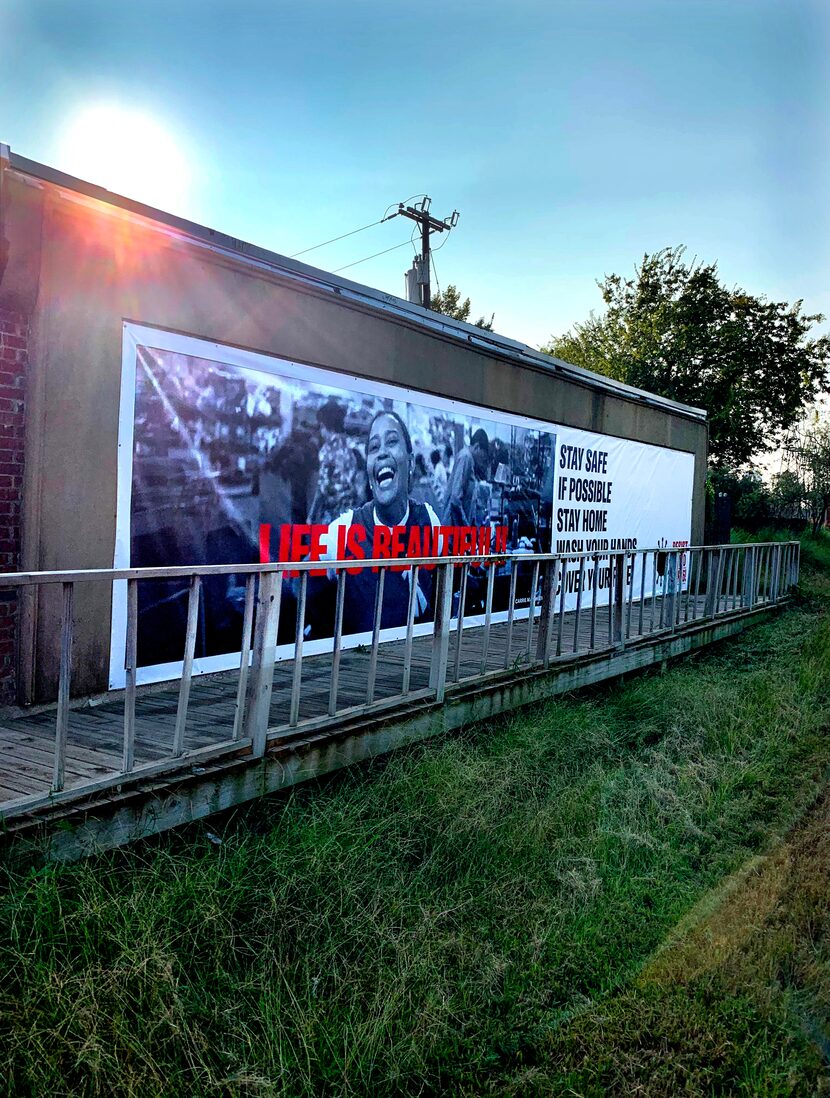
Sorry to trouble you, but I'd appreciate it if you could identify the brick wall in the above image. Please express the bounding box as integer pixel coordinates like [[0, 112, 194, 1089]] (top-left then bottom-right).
[[0, 305, 26, 705]]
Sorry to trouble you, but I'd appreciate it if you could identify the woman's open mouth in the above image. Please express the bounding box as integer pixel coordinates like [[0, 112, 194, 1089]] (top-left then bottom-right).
[[375, 465, 396, 488]]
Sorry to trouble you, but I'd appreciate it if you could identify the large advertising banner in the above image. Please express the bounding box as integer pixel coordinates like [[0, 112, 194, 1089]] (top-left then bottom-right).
[[111, 323, 694, 687]]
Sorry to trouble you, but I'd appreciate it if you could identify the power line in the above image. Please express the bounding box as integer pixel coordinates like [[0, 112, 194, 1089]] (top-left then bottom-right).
[[289, 215, 396, 259], [332, 239, 414, 273]]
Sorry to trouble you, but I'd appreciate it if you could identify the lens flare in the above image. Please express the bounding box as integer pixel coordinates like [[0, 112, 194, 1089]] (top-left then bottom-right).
[[57, 104, 191, 214]]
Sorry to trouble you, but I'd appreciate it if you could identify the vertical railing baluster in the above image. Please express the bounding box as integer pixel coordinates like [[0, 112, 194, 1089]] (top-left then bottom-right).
[[555, 556, 568, 657], [663, 549, 676, 636], [366, 567, 385, 704], [525, 561, 540, 663], [612, 552, 625, 645], [290, 571, 309, 724], [722, 551, 734, 616], [328, 569, 346, 716], [536, 558, 558, 668], [606, 554, 613, 644], [52, 582, 74, 793], [123, 578, 138, 774], [692, 547, 704, 620], [772, 544, 782, 602], [590, 553, 599, 650], [504, 564, 519, 668], [725, 549, 734, 611], [732, 548, 740, 609], [173, 574, 201, 756], [715, 549, 726, 617], [791, 542, 797, 590], [658, 550, 668, 631], [703, 550, 716, 618], [650, 553, 659, 633], [638, 549, 646, 635], [430, 561, 454, 703], [453, 563, 469, 683], [625, 551, 635, 641], [244, 570, 283, 755], [480, 563, 495, 674], [683, 551, 693, 623], [401, 565, 418, 695], [573, 556, 586, 652], [232, 574, 256, 740], [757, 546, 767, 603]]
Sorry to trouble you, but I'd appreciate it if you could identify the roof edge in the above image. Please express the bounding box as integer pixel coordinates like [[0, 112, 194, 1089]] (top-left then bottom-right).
[[4, 147, 706, 423]]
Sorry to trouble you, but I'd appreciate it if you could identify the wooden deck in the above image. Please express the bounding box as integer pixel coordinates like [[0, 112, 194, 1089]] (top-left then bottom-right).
[[0, 593, 756, 809]]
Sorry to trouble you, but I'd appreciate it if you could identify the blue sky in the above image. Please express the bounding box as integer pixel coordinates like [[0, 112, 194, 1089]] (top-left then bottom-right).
[[2, 0, 828, 349]]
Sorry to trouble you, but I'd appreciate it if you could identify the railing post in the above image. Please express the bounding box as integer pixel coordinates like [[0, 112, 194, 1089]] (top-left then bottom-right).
[[244, 570, 283, 757], [704, 549, 720, 618], [366, 567, 385, 704], [328, 570, 346, 715], [289, 571, 309, 724], [612, 552, 625, 646], [771, 544, 782, 602], [232, 575, 257, 740], [742, 547, 755, 608], [123, 578, 138, 774], [173, 574, 201, 757], [429, 561, 454, 702], [480, 563, 496, 675], [535, 558, 557, 667], [52, 582, 74, 793]]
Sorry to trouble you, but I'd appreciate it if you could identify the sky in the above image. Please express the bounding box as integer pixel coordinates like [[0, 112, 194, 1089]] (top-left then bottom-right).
[[1, 0, 828, 350]]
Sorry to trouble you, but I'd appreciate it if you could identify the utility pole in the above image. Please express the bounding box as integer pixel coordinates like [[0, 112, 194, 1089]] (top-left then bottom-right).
[[397, 198, 459, 310]]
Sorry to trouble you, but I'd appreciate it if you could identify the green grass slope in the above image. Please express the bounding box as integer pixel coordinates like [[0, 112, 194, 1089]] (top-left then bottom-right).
[[1, 535, 829, 1097]]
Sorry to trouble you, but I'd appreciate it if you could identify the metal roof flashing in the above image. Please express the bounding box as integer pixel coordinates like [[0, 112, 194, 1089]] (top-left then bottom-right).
[[4, 147, 706, 424]]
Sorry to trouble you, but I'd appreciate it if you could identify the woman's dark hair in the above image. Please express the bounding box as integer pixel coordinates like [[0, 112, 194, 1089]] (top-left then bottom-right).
[[414, 453, 429, 477], [366, 409, 413, 455]]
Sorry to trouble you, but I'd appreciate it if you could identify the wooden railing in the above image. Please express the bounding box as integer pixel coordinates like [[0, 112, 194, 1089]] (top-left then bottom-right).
[[0, 541, 800, 818]]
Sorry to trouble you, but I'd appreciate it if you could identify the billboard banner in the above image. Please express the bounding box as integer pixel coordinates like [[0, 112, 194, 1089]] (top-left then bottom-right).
[[111, 323, 694, 687]]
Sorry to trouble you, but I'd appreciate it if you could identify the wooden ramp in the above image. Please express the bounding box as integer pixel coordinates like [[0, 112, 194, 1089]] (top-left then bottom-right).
[[0, 595, 758, 809]]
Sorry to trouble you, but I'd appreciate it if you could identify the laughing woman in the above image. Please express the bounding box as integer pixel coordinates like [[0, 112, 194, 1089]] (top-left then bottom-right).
[[318, 410, 441, 636]]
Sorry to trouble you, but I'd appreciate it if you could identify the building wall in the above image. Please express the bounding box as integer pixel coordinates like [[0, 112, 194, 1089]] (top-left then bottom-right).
[[1, 168, 708, 701], [0, 305, 27, 704]]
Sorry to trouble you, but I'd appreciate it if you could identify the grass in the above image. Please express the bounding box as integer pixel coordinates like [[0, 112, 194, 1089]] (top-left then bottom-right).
[[1, 533, 829, 1096]]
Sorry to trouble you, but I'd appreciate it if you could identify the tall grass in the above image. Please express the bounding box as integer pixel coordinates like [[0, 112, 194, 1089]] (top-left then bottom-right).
[[1, 535, 829, 1096]]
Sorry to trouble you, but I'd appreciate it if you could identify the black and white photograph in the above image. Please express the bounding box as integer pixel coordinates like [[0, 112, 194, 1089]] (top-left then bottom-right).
[[129, 339, 556, 668]]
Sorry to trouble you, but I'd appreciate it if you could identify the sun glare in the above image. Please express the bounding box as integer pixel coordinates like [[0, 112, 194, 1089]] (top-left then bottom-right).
[[57, 105, 191, 214]]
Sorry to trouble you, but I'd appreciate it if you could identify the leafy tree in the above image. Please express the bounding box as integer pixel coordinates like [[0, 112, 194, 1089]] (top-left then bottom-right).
[[787, 416, 830, 533], [707, 467, 773, 533], [544, 247, 830, 468], [430, 284, 494, 330], [769, 469, 806, 523]]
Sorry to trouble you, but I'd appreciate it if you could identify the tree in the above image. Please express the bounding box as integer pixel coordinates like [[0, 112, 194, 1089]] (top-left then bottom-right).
[[769, 469, 805, 523], [430, 284, 494, 330], [787, 416, 830, 533], [544, 247, 830, 468]]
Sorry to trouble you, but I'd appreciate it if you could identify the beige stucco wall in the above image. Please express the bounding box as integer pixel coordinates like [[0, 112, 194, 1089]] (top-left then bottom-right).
[[1, 169, 708, 700]]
